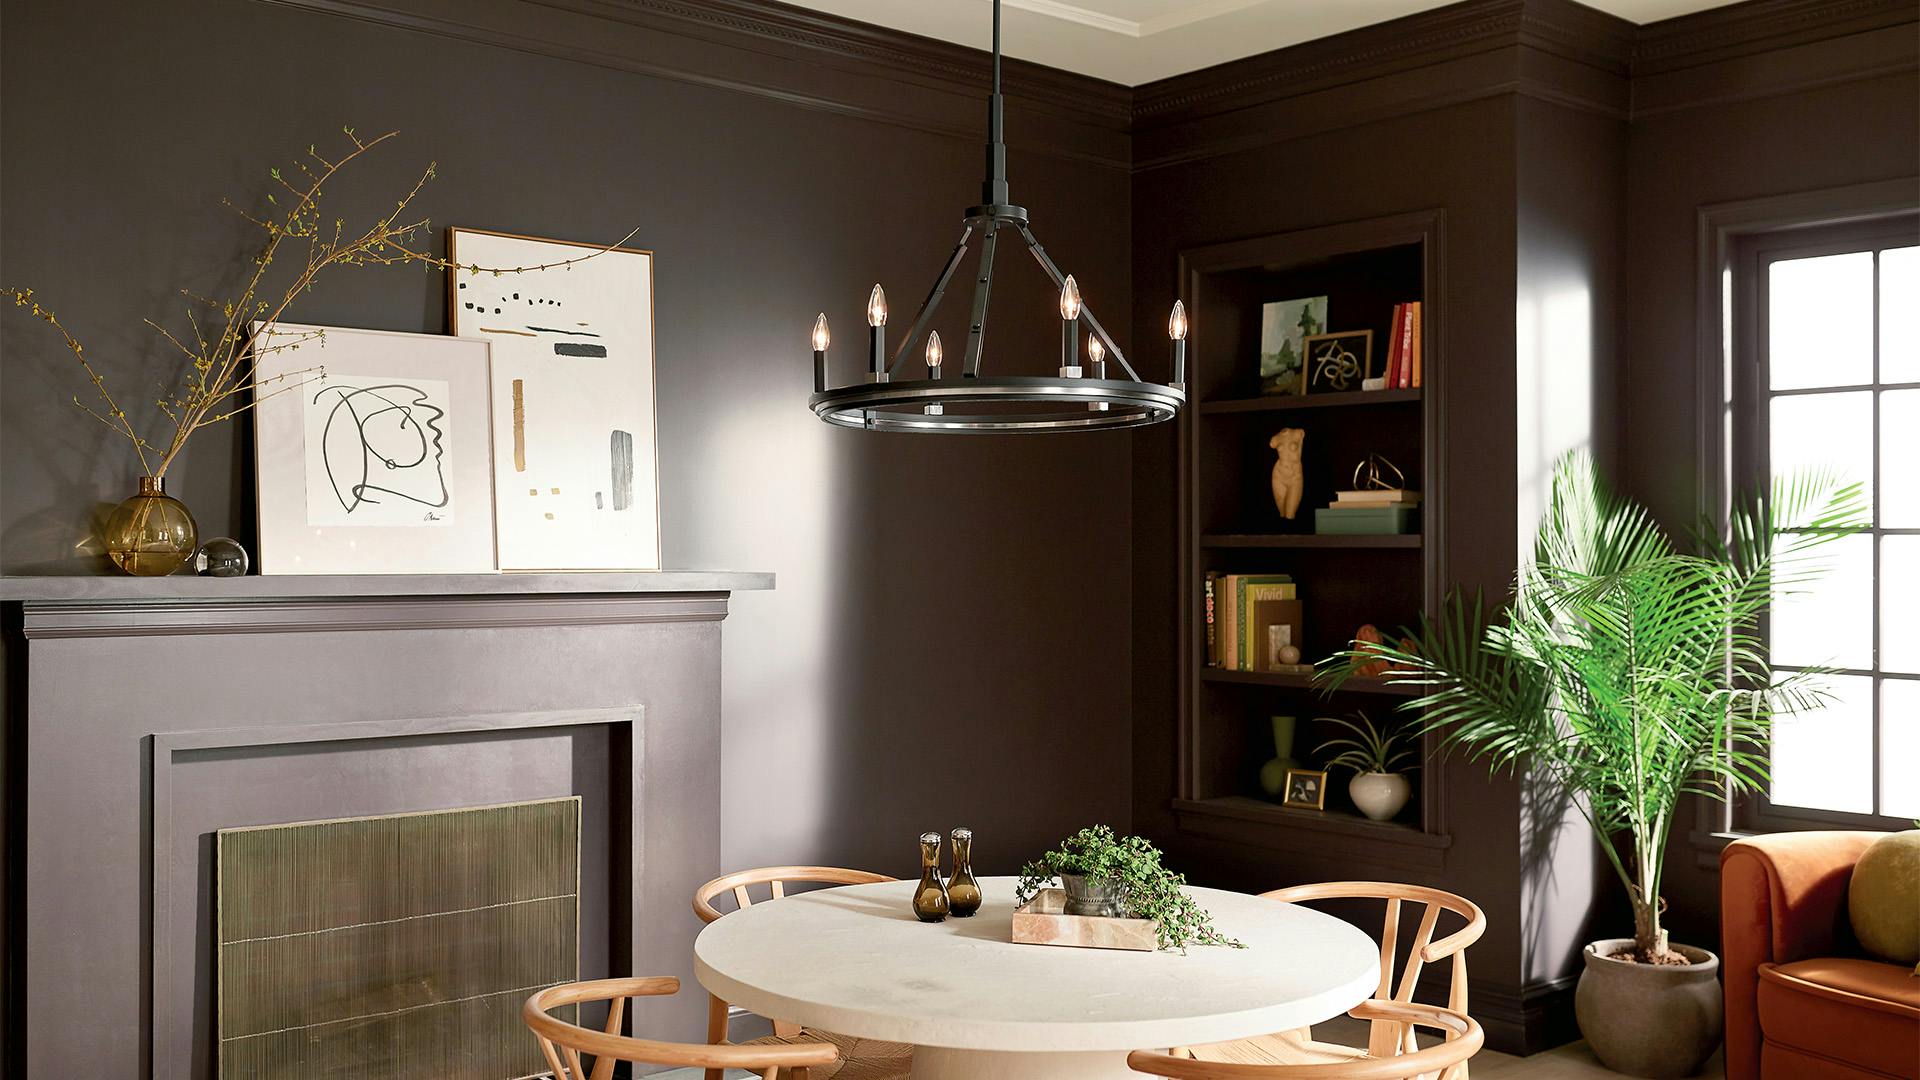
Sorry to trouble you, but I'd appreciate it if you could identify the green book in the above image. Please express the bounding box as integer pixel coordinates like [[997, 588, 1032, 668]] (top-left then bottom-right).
[[1235, 575, 1296, 670]]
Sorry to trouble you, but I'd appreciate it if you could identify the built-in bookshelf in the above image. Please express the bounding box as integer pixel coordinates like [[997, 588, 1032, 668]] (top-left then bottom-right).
[[1173, 210, 1445, 854]]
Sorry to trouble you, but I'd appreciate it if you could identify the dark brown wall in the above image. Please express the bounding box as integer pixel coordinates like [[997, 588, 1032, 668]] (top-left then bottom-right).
[[0, 0, 1136, 880], [1618, 6, 1920, 945]]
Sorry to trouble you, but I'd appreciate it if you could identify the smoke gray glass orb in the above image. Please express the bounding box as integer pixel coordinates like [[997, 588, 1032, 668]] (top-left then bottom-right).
[[195, 536, 251, 577]]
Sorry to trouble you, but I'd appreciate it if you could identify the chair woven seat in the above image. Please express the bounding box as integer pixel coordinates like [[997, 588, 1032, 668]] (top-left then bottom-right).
[[744, 1027, 912, 1079], [1185, 1029, 1369, 1066]]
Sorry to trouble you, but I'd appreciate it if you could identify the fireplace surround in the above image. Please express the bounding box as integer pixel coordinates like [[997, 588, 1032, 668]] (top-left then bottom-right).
[[0, 570, 770, 1079]]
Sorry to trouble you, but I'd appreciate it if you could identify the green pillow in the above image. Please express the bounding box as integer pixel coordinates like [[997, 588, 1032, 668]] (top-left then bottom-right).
[[1849, 830, 1920, 966]]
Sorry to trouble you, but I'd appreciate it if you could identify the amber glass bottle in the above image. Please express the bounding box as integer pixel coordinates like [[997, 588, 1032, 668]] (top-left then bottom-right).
[[912, 831, 950, 922], [946, 828, 982, 917]]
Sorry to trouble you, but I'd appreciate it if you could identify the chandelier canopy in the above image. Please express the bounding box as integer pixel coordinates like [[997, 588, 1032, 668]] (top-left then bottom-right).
[[807, 0, 1187, 433]]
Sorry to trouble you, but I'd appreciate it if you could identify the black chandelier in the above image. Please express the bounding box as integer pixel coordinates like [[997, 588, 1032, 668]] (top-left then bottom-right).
[[807, 0, 1187, 433]]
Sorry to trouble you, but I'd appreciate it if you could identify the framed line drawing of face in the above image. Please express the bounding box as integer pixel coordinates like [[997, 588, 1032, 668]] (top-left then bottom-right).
[[250, 323, 498, 574], [447, 228, 661, 572]]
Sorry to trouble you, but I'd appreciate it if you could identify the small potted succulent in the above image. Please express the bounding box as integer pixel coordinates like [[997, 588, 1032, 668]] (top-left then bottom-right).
[[1315, 711, 1420, 821], [1015, 825, 1243, 951]]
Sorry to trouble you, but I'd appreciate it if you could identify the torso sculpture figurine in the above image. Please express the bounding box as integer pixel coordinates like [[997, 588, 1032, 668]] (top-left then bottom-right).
[[1270, 428, 1306, 520]]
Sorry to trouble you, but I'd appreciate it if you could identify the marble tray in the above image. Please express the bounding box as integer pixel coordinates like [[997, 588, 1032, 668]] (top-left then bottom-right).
[[1010, 889, 1156, 952]]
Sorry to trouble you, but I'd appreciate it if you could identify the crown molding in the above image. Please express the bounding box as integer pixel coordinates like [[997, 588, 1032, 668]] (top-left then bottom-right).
[[254, 0, 1132, 168], [250, 0, 1914, 173], [1131, 0, 1633, 132], [1631, 0, 1919, 75]]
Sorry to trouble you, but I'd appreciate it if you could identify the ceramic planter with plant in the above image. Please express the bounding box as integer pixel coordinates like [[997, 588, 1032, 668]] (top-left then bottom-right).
[[1316, 711, 1419, 821], [1015, 825, 1243, 952], [1326, 451, 1865, 1079]]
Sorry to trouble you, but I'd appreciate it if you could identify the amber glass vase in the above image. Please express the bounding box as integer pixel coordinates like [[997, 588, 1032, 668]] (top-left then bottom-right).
[[104, 476, 198, 576], [946, 828, 982, 917], [911, 831, 950, 922]]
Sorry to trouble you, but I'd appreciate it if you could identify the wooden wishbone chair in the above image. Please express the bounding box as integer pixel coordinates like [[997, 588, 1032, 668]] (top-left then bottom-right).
[[1129, 1000, 1482, 1080], [524, 976, 837, 1080], [693, 865, 909, 1080], [1182, 882, 1485, 1072]]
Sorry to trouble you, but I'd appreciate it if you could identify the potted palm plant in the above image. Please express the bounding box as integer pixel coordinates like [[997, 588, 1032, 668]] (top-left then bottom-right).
[[1315, 711, 1419, 821], [1325, 451, 1864, 1078]]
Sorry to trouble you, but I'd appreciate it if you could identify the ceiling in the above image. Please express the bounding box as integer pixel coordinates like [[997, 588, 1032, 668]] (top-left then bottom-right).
[[790, 0, 1745, 85]]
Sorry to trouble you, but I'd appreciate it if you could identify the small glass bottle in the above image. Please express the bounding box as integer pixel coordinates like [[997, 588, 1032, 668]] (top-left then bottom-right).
[[946, 827, 982, 917], [912, 831, 950, 922]]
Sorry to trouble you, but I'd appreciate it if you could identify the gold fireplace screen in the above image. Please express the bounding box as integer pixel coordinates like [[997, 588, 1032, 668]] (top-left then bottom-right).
[[217, 798, 581, 1079]]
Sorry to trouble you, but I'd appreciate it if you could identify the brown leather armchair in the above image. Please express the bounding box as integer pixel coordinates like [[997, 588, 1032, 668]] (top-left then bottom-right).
[[1721, 832, 1919, 1080]]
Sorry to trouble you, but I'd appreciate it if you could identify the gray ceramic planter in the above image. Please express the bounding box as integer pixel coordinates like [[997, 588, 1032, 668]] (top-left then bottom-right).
[[1574, 938, 1723, 1078]]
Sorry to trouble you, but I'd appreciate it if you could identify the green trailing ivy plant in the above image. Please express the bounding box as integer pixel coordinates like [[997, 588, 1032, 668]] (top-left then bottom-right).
[[1015, 825, 1243, 952]]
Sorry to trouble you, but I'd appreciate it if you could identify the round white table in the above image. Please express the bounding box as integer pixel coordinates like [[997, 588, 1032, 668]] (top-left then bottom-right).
[[693, 876, 1380, 1079]]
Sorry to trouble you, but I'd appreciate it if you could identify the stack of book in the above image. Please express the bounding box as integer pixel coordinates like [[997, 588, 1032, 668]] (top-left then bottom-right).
[[1203, 572, 1307, 672], [1384, 301, 1422, 389], [1314, 489, 1421, 535]]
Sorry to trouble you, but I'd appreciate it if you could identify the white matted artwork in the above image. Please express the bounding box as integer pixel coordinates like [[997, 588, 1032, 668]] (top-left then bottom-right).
[[447, 227, 661, 571], [250, 322, 498, 574]]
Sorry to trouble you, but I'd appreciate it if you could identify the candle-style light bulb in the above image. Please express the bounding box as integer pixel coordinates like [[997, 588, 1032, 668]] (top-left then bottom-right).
[[1168, 299, 1188, 389], [1086, 335, 1109, 412], [1060, 275, 1083, 377], [811, 312, 831, 393], [923, 330, 946, 415], [867, 284, 888, 382]]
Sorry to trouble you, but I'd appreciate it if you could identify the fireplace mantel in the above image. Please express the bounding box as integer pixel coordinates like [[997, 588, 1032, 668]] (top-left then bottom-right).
[[2, 569, 769, 1079], [0, 569, 772, 602]]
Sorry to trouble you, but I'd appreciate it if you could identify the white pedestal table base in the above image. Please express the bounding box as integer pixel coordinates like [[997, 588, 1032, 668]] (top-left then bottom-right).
[[910, 1046, 1141, 1079]]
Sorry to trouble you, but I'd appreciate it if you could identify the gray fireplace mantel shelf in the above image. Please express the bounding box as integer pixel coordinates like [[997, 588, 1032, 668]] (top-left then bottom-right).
[[0, 569, 773, 602]]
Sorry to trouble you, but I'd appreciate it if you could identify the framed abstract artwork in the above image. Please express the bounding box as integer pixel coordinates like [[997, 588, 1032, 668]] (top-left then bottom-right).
[[447, 228, 661, 571], [250, 323, 498, 575]]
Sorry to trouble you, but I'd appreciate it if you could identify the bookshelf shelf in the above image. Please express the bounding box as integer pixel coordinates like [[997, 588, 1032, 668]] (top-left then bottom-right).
[[1199, 668, 1423, 697], [1176, 209, 1446, 860], [1170, 797, 1451, 872], [1201, 533, 1421, 549], [1199, 388, 1420, 414]]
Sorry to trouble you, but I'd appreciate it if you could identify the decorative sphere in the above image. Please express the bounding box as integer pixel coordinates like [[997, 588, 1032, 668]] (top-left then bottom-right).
[[195, 537, 250, 577], [1278, 645, 1302, 665]]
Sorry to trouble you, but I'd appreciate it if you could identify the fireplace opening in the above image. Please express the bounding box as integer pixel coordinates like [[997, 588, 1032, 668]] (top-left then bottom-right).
[[216, 798, 582, 1079]]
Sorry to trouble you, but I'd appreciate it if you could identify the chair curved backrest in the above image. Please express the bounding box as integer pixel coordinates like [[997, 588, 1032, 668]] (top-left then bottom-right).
[[1262, 882, 1484, 1059], [1127, 1000, 1482, 1080], [525, 977, 837, 1080], [693, 864, 899, 1071], [693, 865, 898, 925]]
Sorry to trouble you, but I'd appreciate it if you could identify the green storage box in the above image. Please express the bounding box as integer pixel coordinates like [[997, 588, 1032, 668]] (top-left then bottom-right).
[[1314, 505, 1418, 535]]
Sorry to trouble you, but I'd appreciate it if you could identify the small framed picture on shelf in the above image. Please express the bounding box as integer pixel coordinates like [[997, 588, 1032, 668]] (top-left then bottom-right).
[[1258, 295, 1327, 395], [1283, 768, 1329, 810], [1300, 330, 1376, 394]]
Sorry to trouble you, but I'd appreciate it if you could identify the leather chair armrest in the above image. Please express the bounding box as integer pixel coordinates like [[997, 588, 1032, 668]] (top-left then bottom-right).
[[1719, 831, 1883, 1080]]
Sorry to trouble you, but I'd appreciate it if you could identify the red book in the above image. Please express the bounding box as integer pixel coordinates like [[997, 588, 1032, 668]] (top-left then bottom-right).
[[1383, 303, 1404, 387], [1398, 301, 1417, 388]]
